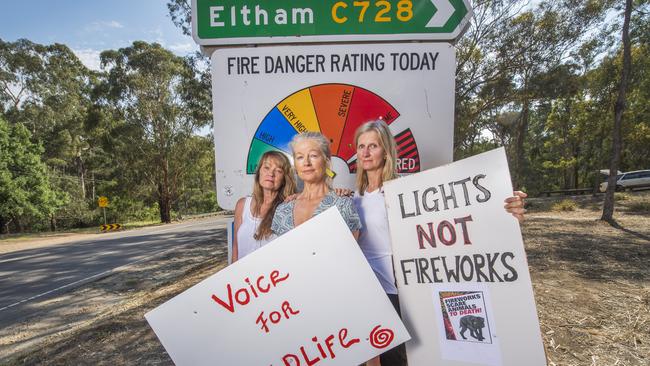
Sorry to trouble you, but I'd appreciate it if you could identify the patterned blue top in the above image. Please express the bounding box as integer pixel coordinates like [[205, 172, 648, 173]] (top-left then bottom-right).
[[272, 191, 362, 236]]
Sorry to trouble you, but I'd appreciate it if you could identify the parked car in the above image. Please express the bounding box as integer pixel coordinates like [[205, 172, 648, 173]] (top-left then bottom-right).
[[600, 169, 650, 192]]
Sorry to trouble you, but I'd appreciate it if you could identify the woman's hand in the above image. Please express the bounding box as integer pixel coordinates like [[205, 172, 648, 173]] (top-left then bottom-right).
[[284, 193, 299, 202], [334, 188, 353, 197], [504, 191, 527, 222]]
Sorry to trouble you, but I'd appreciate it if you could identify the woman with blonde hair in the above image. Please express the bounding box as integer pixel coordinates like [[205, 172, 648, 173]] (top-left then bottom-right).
[[353, 120, 527, 365], [232, 151, 296, 262]]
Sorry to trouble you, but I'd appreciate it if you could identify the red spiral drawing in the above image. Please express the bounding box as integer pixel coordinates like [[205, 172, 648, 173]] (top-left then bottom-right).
[[369, 325, 394, 349]]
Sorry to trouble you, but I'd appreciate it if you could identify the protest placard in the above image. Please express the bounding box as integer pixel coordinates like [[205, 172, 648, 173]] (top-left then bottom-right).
[[383, 147, 545, 365], [145, 207, 410, 366]]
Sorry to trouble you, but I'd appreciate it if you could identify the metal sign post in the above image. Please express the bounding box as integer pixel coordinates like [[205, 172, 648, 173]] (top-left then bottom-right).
[[98, 196, 109, 225]]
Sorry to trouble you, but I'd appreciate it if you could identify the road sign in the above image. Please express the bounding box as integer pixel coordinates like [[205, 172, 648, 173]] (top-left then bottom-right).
[[98, 196, 109, 208], [192, 0, 472, 46], [211, 42, 456, 209], [100, 224, 122, 232]]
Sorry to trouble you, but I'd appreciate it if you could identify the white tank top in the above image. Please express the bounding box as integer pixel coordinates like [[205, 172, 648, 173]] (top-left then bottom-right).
[[237, 197, 275, 259], [354, 189, 398, 295]]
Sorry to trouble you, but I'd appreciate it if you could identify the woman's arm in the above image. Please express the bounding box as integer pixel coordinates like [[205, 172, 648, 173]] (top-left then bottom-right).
[[352, 230, 360, 241], [231, 197, 246, 263], [337, 196, 363, 233], [283, 193, 298, 202], [504, 191, 527, 222]]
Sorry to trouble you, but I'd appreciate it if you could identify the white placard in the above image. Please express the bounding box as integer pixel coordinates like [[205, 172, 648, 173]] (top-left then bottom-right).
[[211, 42, 455, 209], [145, 207, 410, 366], [383, 147, 546, 366]]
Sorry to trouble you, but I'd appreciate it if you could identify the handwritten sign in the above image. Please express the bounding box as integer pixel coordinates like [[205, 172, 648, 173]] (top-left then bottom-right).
[[383, 147, 545, 365], [145, 207, 410, 366]]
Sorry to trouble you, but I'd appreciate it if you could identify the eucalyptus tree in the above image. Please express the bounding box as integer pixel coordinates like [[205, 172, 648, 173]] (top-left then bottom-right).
[[98, 41, 211, 222], [0, 39, 96, 195], [602, 0, 634, 223], [168, 0, 192, 37], [0, 117, 62, 233], [455, 0, 613, 188]]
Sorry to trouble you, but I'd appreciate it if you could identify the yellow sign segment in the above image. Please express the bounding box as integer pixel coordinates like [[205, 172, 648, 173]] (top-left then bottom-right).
[[98, 196, 109, 208], [277, 89, 321, 133]]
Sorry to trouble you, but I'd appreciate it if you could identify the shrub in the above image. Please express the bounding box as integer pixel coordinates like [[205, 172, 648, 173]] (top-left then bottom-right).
[[614, 192, 629, 201], [551, 199, 577, 212]]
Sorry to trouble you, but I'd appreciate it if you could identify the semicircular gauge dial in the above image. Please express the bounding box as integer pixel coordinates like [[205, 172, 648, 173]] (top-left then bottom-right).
[[246, 83, 421, 182]]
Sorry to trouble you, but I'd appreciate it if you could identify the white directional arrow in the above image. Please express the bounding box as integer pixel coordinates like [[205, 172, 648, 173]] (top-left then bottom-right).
[[426, 0, 455, 28]]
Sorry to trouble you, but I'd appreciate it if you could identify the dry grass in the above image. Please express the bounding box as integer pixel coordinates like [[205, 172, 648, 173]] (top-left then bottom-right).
[[551, 199, 578, 211], [526, 191, 650, 366]]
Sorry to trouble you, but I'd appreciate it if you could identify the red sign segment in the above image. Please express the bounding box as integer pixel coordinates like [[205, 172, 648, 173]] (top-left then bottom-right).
[[395, 129, 420, 173], [337, 87, 400, 160]]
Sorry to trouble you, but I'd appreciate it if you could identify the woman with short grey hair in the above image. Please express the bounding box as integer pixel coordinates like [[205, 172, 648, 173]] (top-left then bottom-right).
[[271, 132, 361, 238]]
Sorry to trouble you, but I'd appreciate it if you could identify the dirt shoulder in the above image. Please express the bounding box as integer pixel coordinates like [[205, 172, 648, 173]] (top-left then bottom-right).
[[0, 232, 104, 255], [2, 194, 649, 365]]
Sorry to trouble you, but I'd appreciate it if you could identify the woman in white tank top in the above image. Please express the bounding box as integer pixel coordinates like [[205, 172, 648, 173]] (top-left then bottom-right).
[[232, 151, 295, 262], [352, 120, 528, 366]]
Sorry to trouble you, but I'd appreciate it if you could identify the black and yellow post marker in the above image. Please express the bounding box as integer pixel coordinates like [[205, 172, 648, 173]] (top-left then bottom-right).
[[100, 224, 122, 232], [97, 196, 122, 232]]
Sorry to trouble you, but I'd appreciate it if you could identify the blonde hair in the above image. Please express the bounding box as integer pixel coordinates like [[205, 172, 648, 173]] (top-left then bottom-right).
[[252, 151, 296, 239], [290, 132, 333, 187], [354, 120, 398, 194]]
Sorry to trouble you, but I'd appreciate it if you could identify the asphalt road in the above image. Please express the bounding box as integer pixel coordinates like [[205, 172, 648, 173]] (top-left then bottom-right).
[[0, 216, 231, 327]]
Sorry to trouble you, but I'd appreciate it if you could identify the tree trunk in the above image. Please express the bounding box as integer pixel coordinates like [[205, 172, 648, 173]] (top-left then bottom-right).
[[158, 160, 172, 223], [0, 215, 8, 235], [573, 140, 580, 189], [602, 0, 632, 223], [50, 213, 57, 232], [12, 215, 23, 233], [159, 183, 172, 223], [78, 155, 86, 199], [514, 95, 530, 188]]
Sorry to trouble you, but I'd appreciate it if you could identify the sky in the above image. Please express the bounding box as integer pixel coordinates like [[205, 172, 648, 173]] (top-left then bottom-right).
[[0, 0, 199, 70]]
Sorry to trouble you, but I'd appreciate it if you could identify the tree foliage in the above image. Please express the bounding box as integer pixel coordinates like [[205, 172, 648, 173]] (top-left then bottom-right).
[[452, 0, 649, 202], [1, 0, 649, 232], [0, 117, 62, 233], [97, 41, 211, 223], [0, 38, 216, 233]]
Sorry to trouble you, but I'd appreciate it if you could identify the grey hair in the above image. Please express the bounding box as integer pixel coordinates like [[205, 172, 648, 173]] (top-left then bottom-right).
[[290, 132, 333, 187], [290, 132, 332, 159]]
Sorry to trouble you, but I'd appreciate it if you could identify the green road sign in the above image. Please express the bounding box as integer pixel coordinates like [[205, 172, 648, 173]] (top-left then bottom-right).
[[192, 0, 472, 46]]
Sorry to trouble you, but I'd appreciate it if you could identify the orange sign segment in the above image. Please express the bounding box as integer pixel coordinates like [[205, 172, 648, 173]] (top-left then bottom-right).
[[310, 84, 354, 154]]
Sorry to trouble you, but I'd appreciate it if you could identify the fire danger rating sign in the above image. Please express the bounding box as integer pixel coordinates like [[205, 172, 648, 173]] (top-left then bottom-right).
[[211, 42, 456, 209], [192, 0, 472, 46]]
